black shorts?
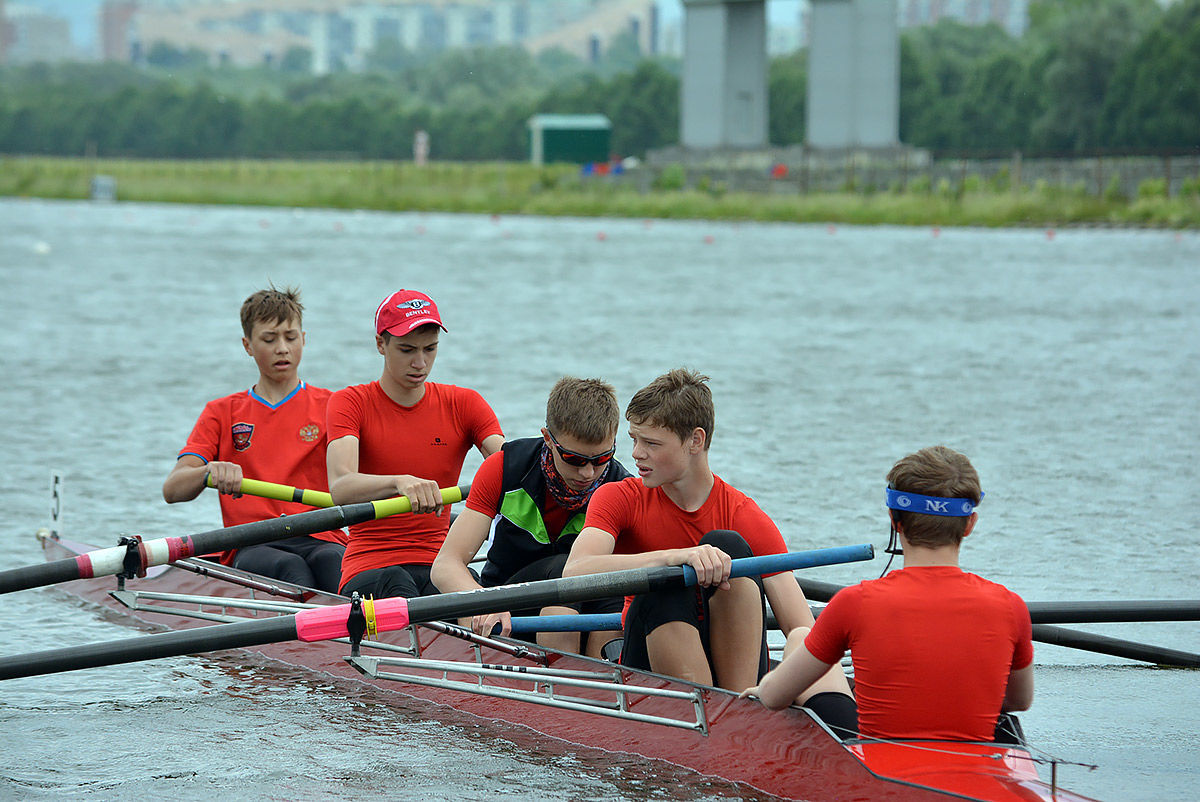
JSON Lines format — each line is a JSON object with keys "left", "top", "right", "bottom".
{"left": 803, "top": 692, "right": 859, "bottom": 741}
{"left": 340, "top": 563, "right": 438, "bottom": 599}
{"left": 619, "top": 530, "right": 769, "bottom": 680}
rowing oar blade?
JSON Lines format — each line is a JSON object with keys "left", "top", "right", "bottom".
{"left": 0, "top": 544, "right": 872, "bottom": 681}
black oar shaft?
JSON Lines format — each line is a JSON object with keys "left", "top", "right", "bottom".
{"left": 1033, "top": 624, "right": 1200, "bottom": 668}
{"left": 0, "top": 617, "right": 299, "bottom": 681}
{"left": 1026, "top": 600, "right": 1200, "bottom": 624}
{"left": 408, "top": 565, "right": 684, "bottom": 623}
{"left": 0, "top": 502, "right": 375, "bottom": 596}
{"left": 796, "top": 578, "right": 1200, "bottom": 668}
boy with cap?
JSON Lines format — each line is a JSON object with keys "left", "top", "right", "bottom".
{"left": 563, "top": 368, "right": 823, "bottom": 691}
{"left": 327, "top": 289, "right": 505, "bottom": 599}
{"left": 163, "top": 286, "right": 347, "bottom": 593}
{"left": 743, "top": 445, "right": 1034, "bottom": 742}
{"left": 432, "top": 376, "right": 630, "bottom": 657}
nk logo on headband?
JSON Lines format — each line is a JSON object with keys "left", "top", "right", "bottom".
{"left": 885, "top": 487, "right": 981, "bottom": 517}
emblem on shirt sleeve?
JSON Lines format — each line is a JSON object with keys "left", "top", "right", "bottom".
{"left": 232, "top": 422, "right": 254, "bottom": 451}
{"left": 298, "top": 424, "right": 321, "bottom": 442}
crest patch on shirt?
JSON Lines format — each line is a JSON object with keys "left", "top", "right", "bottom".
{"left": 232, "top": 422, "right": 254, "bottom": 451}
{"left": 298, "top": 423, "right": 320, "bottom": 443}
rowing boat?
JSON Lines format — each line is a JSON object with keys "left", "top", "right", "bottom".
{"left": 32, "top": 527, "right": 1097, "bottom": 802}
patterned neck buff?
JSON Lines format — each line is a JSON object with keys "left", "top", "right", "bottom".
{"left": 539, "top": 442, "right": 609, "bottom": 512}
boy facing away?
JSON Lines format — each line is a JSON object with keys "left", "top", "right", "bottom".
{"left": 743, "top": 446, "right": 1034, "bottom": 742}
{"left": 432, "top": 376, "right": 630, "bottom": 658}
{"left": 563, "top": 368, "right": 825, "bottom": 692}
{"left": 162, "top": 286, "right": 347, "bottom": 593}
{"left": 326, "top": 289, "right": 505, "bottom": 599}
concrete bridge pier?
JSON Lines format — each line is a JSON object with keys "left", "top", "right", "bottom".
{"left": 680, "top": 0, "right": 768, "bottom": 149}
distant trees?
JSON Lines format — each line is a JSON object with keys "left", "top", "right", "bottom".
{"left": 0, "top": 0, "right": 1197, "bottom": 161}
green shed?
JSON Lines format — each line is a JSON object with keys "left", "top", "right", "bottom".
{"left": 527, "top": 114, "right": 613, "bottom": 166}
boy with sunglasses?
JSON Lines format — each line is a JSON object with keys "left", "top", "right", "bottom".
{"left": 742, "top": 446, "right": 1033, "bottom": 742}
{"left": 432, "top": 377, "right": 630, "bottom": 657}
{"left": 327, "top": 289, "right": 505, "bottom": 599}
{"left": 563, "top": 369, "right": 822, "bottom": 692}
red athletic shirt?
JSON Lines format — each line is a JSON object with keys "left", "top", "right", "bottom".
{"left": 178, "top": 383, "right": 348, "bottom": 564}
{"left": 327, "top": 381, "right": 502, "bottom": 584}
{"left": 805, "top": 566, "right": 1034, "bottom": 741}
{"left": 465, "top": 450, "right": 572, "bottom": 535}
{"left": 583, "top": 475, "right": 788, "bottom": 559}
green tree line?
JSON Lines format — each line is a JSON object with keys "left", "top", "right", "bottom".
{"left": 0, "top": 0, "right": 1196, "bottom": 161}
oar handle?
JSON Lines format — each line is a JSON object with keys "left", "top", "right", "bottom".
{"left": 680, "top": 545, "right": 873, "bottom": 586}
{"left": 205, "top": 476, "right": 470, "bottom": 520}
{"left": 206, "top": 475, "right": 334, "bottom": 508}
{"left": 370, "top": 485, "right": 470, "bottom": 519}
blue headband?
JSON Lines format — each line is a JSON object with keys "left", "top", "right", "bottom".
{"left": 886, "top": 487, "right": 982, "bottom": 517}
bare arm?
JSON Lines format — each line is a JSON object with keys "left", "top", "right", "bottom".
{"left": 1001, "top": 664, "right": 1034, "bottom": 712}
{"left": 431, "top": 508, "right": 491, "bottom": 594}
{"left": 431, "top": 507, "right": 503, "bottom": 634}
{"left": 762, "top": 572, "right": 817, "bottom": 634}
{"left": 743, "top": 642, "right": 836, "bottom": 710}
{"left": 163, "top": 455, "right": 243, "bottom": 503}
{"left": 562, "top": 526, "right": 733, "bottom": 588}
{"left": 479, "top": 434, "right": 504, "bottom": 459}
{"left": 326, "top": 435, "right": 443, "bottom": 513}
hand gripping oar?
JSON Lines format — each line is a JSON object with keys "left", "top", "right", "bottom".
{"left": 205, "top": 475, "right": 334, "bottom": 508}
{"left": 796, "top": 578, "right": 1200, "bottom": 668}
{"left": 0, "top": 485, "right": 469, "bottom": 596}
{"left": 0, "top": 544, "right": 873, "bottom": 681}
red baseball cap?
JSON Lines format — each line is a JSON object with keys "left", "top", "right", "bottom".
{"left": 374, "top": 289, "right": 447, "bottom": 337}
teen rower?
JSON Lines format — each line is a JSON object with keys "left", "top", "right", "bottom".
{"left": 563, "top": 368, "right": 828, "bottom": 691}
{"left": 163, "top": 286, "right": 347, "bottom": 593}
{"left": 742, "top": 446, "right": 1034, "bottom": 742}
{"left": 326, "top": 289, "right": 504, "bottom": 599}
{"left": 431, "top": 376, "right": 630, "bottom": 657}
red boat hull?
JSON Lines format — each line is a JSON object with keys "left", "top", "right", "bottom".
{"left": 37, "top": 534, "right": 1097, "bottom": 802}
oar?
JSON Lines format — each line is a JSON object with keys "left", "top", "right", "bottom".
{"left": 206, "top": 475, "right": 334, "bottom": 508}
{"left": 0, "top": 485, "right": 469, "bottom": 596}
{"left": 0, "top": 544, "right": 874, "bottom": 681}
{"left": 796, "top": 578, "right": 1200, "bottom": 668}
{"left": 510, "top": 610, "right": 807, "bottom": 634}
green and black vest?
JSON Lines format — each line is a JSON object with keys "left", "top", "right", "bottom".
{"left": 480, "top": 436, "right": 630, "bottom": 587}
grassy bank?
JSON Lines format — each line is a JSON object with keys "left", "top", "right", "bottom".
{"left": 2, "top": 156, "right": 1198, "bottom": 228}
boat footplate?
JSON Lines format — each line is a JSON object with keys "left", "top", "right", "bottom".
{"left": 347, "top": 654, "right": 710, "bottom": 734}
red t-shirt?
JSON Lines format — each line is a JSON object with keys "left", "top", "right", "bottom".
{"left": 179, "top": 383, "right": 348, "bottom": 564}
{"left": 805, "top": 566, "right": 1034, "bottom": 741}
{"left": 465, "top": 450, "right": 573, "bottom": 535}
{"left": 583, "top": 475, "right": 788, "bottom": 558}
{"left": 327, "top": 381, "right": 503, "bottom": 584}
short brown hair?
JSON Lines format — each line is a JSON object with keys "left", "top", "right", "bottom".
{"left": 886, "top": 446, "right": 982, "bottom": 548}
{"left": 625, "top": 368, "right": 715, "bottom": 449}
{"left": 546, "top": 377, "right": 620, "bottom": 444}
{"left": 240, "top": 285, "right": 303, "bottom": 338}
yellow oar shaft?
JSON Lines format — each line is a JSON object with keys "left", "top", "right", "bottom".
{"left": 206, "top": 476, "right": 467, "bottom": 519}
{"left": 206, "top": 475, "right": 334, "bottom": 508}
{"left": 369, "top": 485, "right": 466, "bottom": 518}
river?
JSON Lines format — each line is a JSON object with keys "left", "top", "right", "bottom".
{"left": 0, "top": 198, "right": 1197, "bottom": 800}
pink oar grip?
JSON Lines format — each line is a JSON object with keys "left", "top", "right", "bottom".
{"left": 294, "top": 597, "right": 411, "bottom": 642}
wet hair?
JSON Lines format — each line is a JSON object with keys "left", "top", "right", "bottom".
{"left": 886, "top": 446, "right": 982, "bottom": 548}
{"left": 625, "top": 368, "right": 715, "bottom": 450}
{"left": 546, "top": 377, "right": 620, "bottom": 445}
{"left": 240, "top": 285, "right": 303, "bottom": 338}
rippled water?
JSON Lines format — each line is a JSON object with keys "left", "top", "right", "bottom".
{"left": 1, "top": 198, "right": 1197, "bottom": 800}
